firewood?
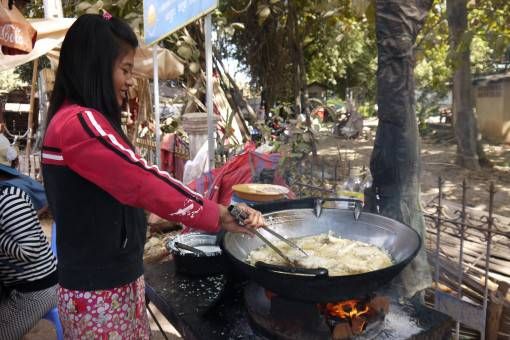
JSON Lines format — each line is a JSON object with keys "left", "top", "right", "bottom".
{"left": 332, "top": 322, "right": 353, "bottom": 340}
{"left": 351, "top": 316, "right": 367, "bottom": 335}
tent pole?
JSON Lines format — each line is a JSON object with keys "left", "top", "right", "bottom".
{"left": 205, "top": 14, "right": 215, "bottom": 170}
{"left": 153, "top": 45, "right": 161, "bottom": 166}
{"left": 25, "top": 57, "right": 39, "bottom": 176}
{"left": 43, "top": 0, "right": 63, "bottom": 18}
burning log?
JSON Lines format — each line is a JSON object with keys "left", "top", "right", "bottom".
{"left": 324, "top": 296, "right": 390, "bottom": 339}
{"left": 351, "top": 316, "right": 367, "bottom": 334}
{"left": 332, "top": 322, "right": 354, "bottom": 339}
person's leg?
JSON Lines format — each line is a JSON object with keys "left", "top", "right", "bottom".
{"left": 58, "top": 276, "right": 150, "bottom": 340}
{"left": 0, "top": 285, "right": 58, "bottom": 339}
{"left": 134, "top": 275, "right": 150, "bottom": 339}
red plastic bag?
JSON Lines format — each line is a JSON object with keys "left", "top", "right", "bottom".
{"left": 188, "top": 151, "right": 294, "bottom": 206}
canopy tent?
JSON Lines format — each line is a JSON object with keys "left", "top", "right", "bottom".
{"left": 46, "top": 44, "right": 185, "bottom": 80}
{"left": 132, "top": 45, "right": 184, "bottom": 80}
{"left": 0, "top": 18, "right": 74, "bottom": 71}
{"left": 1, "top": 18, "right": 184, "bottom": 80}
{"left": 1, "top": 16, "right": 185, "bottom": 179}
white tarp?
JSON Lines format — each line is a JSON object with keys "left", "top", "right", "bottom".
{"left": 1, "top": 17, "right": 184, "bottom": 80}
{"left": 0, "top": 18, "right": 75, "bottom": 71}
{"left": 46, "top": 44, "right": 184, "bottom": 80}
{"left": 132, "top": 45, "right": 184, "bottom": 80}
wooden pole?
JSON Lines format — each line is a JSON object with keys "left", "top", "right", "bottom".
{"left": 486, "top": 282, "right": 509, "bottom": 340}
{"left": 205, "top": 14, "right": 215, "bottom": 170}
{"left": 25, "top": 58, "right": 39, "bottom": 176}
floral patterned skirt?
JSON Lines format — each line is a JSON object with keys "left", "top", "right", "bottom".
{"left": 57, "top": 275, "right": 150, "bottom": 340}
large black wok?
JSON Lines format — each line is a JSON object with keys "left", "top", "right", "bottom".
{"left": 222, "top": 198, "right": 421, "bottom": 302}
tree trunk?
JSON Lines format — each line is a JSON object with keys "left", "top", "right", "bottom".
{"left": 287, "top": 1, "right": 316, "bottom": 157}
{"left": 446, "top": 0, "right": 481, "bottom": 170}
{"left": 369, "top": 0, "right": 433, "bottom": 298}
{"left": 287, "top": 0, "right": 302, "bottom": 116}
{"left": 298, "top": 38, "right": 311, "bottom": 122}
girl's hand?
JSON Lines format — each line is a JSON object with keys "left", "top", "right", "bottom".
{"left": 218, "top": 203, "right": 266, "bottom": 235}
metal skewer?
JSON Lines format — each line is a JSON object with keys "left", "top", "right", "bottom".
{"left": 228, "top": 205, "right": 307, "bottom": 265}
{"left": 259, "top": 226, "right": 308, "bottom": 257}
{"left": 251, "top": 229, "right": 296, "bottom": 267}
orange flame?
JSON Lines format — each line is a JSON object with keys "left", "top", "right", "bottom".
{"left": 325, "top": 300, "right": 371, "bottom": 334}
{"left": 326, "top": 300, "right": 370, "bottom": 319}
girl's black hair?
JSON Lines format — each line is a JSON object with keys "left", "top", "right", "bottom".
{"left": 47, "top": 14, "right": 138, "bottom": 142}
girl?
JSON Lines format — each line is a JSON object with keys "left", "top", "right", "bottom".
{"left": 0, "top": 137, "right": 57, "bottom": 339}
{"left": 42, "top": 13, "right": 264, "bottom": 339}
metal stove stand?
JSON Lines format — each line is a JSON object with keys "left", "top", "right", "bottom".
{"left": 144, "top": 262, "right": 453, "bottom": 340}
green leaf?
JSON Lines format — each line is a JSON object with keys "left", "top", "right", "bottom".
{"left": 181, "top": 35, "right": 197, "bottom": 46}
{"left": 231, "top": 22, "right": 245, "bottom": 30}
{"left": 258, "top": 7, "right": 271, "bottom": 26}
{"left": 177, "top": 46, "right": 193, "bottom": 60}
{"left": 189, "top": 62, "right": 200, "bottom": 74}
{"left": 77, "top": 2, "right": 92, "bottom": 11}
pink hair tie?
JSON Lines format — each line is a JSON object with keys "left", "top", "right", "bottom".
{"left": 102, "top": 9, "right": 112, "bottom": 21}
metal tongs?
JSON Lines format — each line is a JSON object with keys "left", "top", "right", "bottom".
{"left": 228, "top": 205, "right": 308, "bottom": 267}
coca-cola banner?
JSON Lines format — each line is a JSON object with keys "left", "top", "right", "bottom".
{"left": 0, "top": 0, "right": 37, "bottom": 55}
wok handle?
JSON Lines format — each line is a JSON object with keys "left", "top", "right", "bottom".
{"left": 319, "top": 197, "right": 363, "bottom": 205}
{"left": 315, "top": 198, "right": 363, "bottom": 220}
{"left": 255, "top": 261, "right": 329, "bottom": 277}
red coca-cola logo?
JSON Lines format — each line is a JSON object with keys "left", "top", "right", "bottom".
{"left": 0, "top": 24, "right": 25, "bottom": 45}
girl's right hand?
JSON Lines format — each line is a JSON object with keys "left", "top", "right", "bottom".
{"left": 218, "top": 204, "right": 265, "bottom": 236}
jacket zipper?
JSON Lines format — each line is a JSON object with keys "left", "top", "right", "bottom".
{"left": 121, "top": 208, "right": 128, "bottom": 249}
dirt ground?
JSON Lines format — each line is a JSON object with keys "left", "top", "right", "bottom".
{"left": 316, "top": 118, "right": 510, "bottom": 217}
{"left": 23, "top": 119, "right": 510, "bottom": 339}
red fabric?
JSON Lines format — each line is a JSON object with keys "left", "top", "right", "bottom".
{"left": 42, "top": 103, "right": 220, "bottom": 232}
{"left": 58, "top": 276, "right": 150, "bottom": 339}
{"left": 244, "top": 141, "right": 257, "bottom": 152}
{"left": 160, "top": 133, "right": 187, "bottom": 181}
{"left": 188, "top": 151, "right": 294, "bottom": 206}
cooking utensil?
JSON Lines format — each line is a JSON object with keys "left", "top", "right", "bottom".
{"left": 174, "top": 242, "right": 207, "bottom": 256}
{"left": 228, "top": 204, "right": 296, "bottom": 266}
{"left": 251, "top": 230, "right": 296, "bottom": 267}
{"left": 167, "top": 233, "right": 226, "bottom": 276}
{"left": 228, "top": 204, "right": 308, "bottom": 261}
{"left": 222, "top": 197, "right": 421, "bottom": 302}
{"left": 259, "top": 224, "right": 309, "bottom": 257}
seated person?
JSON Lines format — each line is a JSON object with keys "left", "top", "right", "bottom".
{"left": 0, "top": 133, "right": 47, "bottom": 212}
{"left": 0, "top": 134, "right": 57, "bottom": 339}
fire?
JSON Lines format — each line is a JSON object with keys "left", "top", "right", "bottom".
{"left": 324, "top": 299, "right": 372, "bottom": 335}
{"left": 325, "top": 300, "right": 370, "bottom": 320}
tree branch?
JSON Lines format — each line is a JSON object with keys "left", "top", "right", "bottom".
{"left": 231, "top": 0, "right": 252, "bottom": 14}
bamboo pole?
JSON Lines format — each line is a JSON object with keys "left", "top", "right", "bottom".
{"left": 25, "top": 58, "right": 39, "bottom": 176}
